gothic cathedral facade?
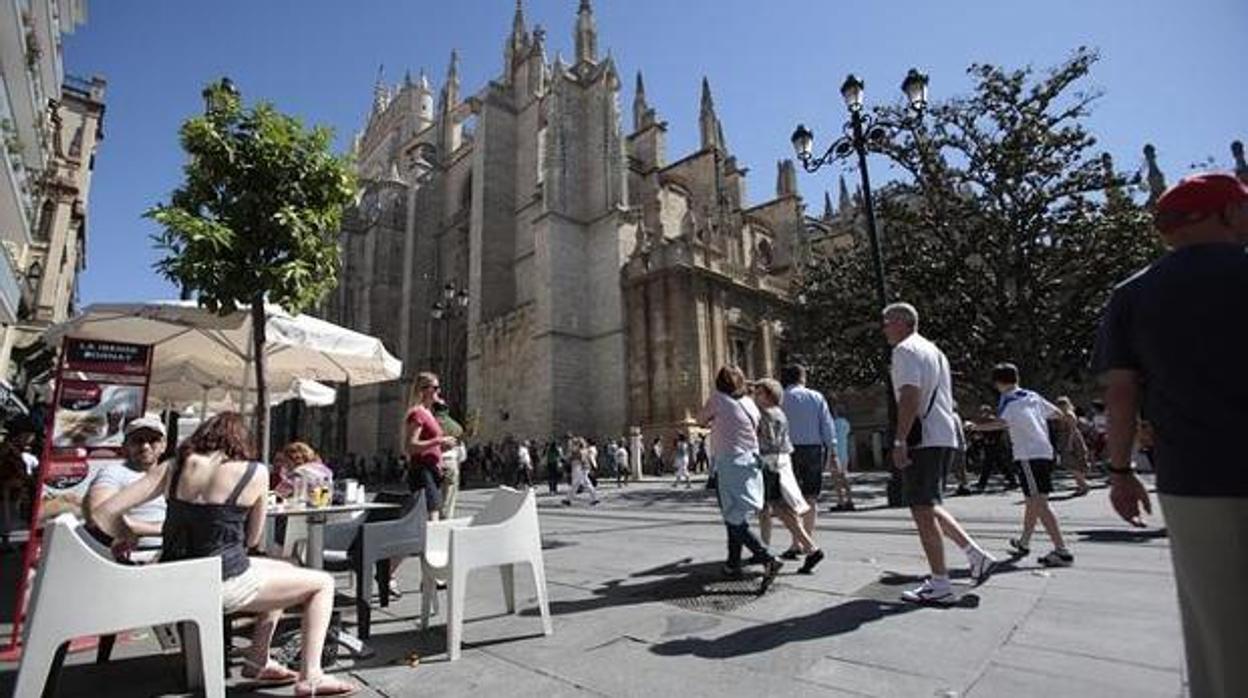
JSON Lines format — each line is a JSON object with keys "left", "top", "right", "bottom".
{"left": 315, "top": 1, "right": 812, "bottom": 458}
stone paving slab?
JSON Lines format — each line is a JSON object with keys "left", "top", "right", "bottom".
{"left": 0, "top": 474, "right": 1186, "bottom": 697}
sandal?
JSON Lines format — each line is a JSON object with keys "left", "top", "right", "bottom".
{"left": 239, "top": 657, "right": 298, "bottom": 686}
{"left": 295, "top": 674, "right": 360, "bottom": 697}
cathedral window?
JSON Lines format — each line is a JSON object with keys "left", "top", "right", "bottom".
{"left": 536, "top": 127, "right": 546, "bottom": 184}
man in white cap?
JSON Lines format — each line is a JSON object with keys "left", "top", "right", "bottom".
{"left": 86, "top": 414, "right": 168, "bottom": 548}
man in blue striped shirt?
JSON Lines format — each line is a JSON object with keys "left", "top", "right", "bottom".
{"left": 780, "top": 365, "right": 853, "bottom": 560}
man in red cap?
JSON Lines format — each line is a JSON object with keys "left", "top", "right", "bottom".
{"left": 1094, "top": 172, "right": 1248, "bottom": 698}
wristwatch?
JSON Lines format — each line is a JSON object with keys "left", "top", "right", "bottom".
{"left": 1106, "top": 462, "right": 1136, "bottom": 475}
{"left": 893, "top": 439, "right": 905, "bottom": 447}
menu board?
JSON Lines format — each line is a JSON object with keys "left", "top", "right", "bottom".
{"left": 5, "top": 337, "right": 154, "bottom": 652}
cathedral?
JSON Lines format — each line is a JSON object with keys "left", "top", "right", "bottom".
{"left": 314, "top": 1, "right": 820, "bottom": 458}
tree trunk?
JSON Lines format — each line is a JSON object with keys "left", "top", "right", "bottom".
{"left": 251, "top": 296, "right": 269, "bottom": 458}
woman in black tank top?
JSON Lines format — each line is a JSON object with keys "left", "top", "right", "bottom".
{"left": 94, "top": 412, "right": 359, "bottom": 696}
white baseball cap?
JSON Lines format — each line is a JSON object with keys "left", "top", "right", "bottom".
{"left": 124, "top": 414, "right": 167, "bottom": 438}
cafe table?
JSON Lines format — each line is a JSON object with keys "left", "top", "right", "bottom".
{"left": 266, "top": 500, "right": 399, "bottom": 657}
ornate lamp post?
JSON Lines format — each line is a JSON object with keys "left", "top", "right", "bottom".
{"left": 430, "top": 281, "right": 469, "bottom": 408}
{"left": 790, "top": 68, "right": 929, "bottom": 477}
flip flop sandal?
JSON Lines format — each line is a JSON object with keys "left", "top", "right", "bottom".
{"left": 295, "top": 675, "right": 360, "bottom": 697}
{"left": 239, "top": 657, "right": 299, "bottom": 686}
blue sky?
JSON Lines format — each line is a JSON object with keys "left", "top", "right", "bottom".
{"left": 64, "top": 0, "right": 1246, "bottom": 305}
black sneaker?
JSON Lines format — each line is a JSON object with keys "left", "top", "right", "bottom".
{"left": 797, "top": 549, "right": 825, "bottom": 575}
{"left": 758, "top": 559, "right": 783, "bottom": 594}
{"left": 745, "top": 553, "right": 772, "bottom": 567}
{"left": 1008, "top": 538, "right": 1031, "bottom": 556}
{"left": 955, "top": 485, "right": 972, "bottom": 496}
{"left": 721, "top": 564, "right": 744, "bottom": 579}
{"left": 1038, "top": 550, "right": 1074, "bottom": 567}
{"left": 779, "top": 548, "right": 803, "bottom": 560}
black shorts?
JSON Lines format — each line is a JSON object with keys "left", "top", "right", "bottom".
{"left": 904, "top": 447, "right": 953, "bottom": 506}
{"left": 1015, "top": 459, "right": 1054, "bottom": 497}
{"left": 791, "top": 445, "right": 825, "bottom": 497}
{"left": 763, "top": 469, "right": 783, "bottom": 503}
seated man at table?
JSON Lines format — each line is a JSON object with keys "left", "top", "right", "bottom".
{"left": 86, "top": 415, "right": 168, "bottom": 551}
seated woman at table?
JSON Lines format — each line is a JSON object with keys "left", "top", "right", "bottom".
{"left": 272, "top": 440, "right": 334, "bottom": 499}
{"left": 94, "top": 411, "right": 358, "bottom": 697}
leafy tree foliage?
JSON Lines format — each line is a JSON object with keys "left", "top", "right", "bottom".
{"left": 793, "top": 48, "right": 1163, "bottom": 404}
{"left": 149, "top": 80, "right": 357, "bottom": 448}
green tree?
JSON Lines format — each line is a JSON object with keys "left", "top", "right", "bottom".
{"left": 793, "top": 48, "right": 1163, "bottom": 404}
{"left": 148, "top": 79, "right": 357, "bottom": 450}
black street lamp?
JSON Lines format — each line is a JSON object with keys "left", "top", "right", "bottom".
{"left": 430, "top": 280, "right": 469, "bottom": 405}
{"left": 791, "top": 68, "right": 929, "bottom": 476}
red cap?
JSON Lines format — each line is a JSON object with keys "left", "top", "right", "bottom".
{"left": 1154, "top": 172, "right": 1248, "bottom": 233}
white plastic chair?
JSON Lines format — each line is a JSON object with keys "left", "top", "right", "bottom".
{"left": 420, "top": 487, "right": 552, "bottom": 660}
{"left": 14, "top": 514, "right": 225, "bottom": 698}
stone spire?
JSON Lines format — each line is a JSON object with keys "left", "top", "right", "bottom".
{"left": 505, "top": 0, "right": 528, "bottom": 74}
{"left": 512, "top": 0, "right": 527, "bottom": 45}
{"left": 1232, "top": 140, "right": 1248, "bottom": 185}
{"left": 439, "top": 50, "right": 462, "bottom": 153}
{"left": 371, "top": 64, "right": 387, "bottom": 117}
{"left": 443, "top": 49, "right": 460, "bottom": 107}
{"left": 838, "top": 174, "right": 852, "bottom": 214}
{"left": 575, "top": 0, "right": 597, "bottom": 65}
{"left": 417, "top": 68, "right": 434, "bottom": 122}
{"left": 776, "top": 160, "right": 797, "bottom": 197}
{"left": 633, "top": 71, "right": 649, "bottom": 132}
{"left": 699, "top": 77, "right": 721, "bottom": 151}
{"left": 823, "top": 191, "right": 834, "bottom": 221}
{"left": 1143, "top": 143, "right": 1166, "bottom": 205}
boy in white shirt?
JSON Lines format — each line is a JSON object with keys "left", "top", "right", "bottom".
{"left": 973, "top": 363, "right": 1073, "bottom": 567}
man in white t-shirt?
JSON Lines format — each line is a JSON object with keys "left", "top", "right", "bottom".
{"left": 971, "top": 363, "right": 1073, "bottom": 567}
{"left": 516, "top": 440, "right": 533, "bottom": 488}
{"left": 884, "top": 303, "right": 997, "bottom": 603}
{"left": 85, "top": 415, "right": 168, "bottom": 549}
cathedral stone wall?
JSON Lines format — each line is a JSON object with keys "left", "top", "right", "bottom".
{"left": 307, "top": 1, "right": 808, "bottom": 459}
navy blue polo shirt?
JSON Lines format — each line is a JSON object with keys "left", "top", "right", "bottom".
{"left": 1093, "top": 243, "right": 1248, "bottom": 497}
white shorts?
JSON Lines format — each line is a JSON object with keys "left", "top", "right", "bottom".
{"left": 221, "top": 565, "right": 263, "bottom": 613}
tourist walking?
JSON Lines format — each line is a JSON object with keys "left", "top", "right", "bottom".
{"left": 614, "top": 439, "right": 629, "bottom": 486}
{"left": 950, "top": 406, "right": 973, "bottom": 496}
{"left": 1053, "top": 396, "right": 1091, "bottom": 495}
{"left": 516, "top": 439, "right": 533, "bottom": 488}
{"left": 93, "top": 413, "right": 359, "bottom": 696}
{"left": 650, "top": 437, "right": 664, "bottom": 475}
{"left": 544, "top": 440, "right": 562, "bottom": 495}
{"left": 971, "top": 364, "right": 1074, "bottom": 567}
{"left": 694, "top": 436, "right": 710, "bottom": 474}
{"left": 883, "top": 303, "right": 996, "bottom": 603}
{"left": 562, "top": 436, "right": 600, "bottom": 506}
{"left": 1094, "top": 173, "right": 1248, "bottom": 698}
{"left": 753, "top": 379, "right": 824, "bottom": 574}
{"left": 972, "top": 404, "right": 1017, "bottom": 491}
{"left": 700, "top": 365, "right": 782, "bottom": 590}
{"left": 672, "top": 434, "right": 692, "bottom": 488}
{"left": 405, "top": 372, "right": 455, "bottom": 522}
{"left": 780, "top": 364, "right": 845, "bottom": 563}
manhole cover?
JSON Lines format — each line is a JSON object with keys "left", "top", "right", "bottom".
{"left": 642, "top": 572, "right": 774, "bottom": 614}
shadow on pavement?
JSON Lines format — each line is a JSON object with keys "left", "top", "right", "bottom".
{"left": 648, "top": 598, "right": 916, "bottom": 659}
{"left": 1075, "top": 528, "right": 1168, "bottom": 543}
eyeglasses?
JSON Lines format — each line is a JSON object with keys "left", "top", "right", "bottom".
{"left": 127, "top": 433, "right": 164, "bottom": 445}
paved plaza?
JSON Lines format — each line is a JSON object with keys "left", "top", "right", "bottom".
{"left": 1, "top": 473, "right": 1185, "bottom": 697}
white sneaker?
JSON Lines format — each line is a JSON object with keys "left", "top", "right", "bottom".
{"left": 901, "top": 579, "right": 954, "bottom": 604}
{"left": 967, "top": 548, "right": 998, "bottom": 584}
